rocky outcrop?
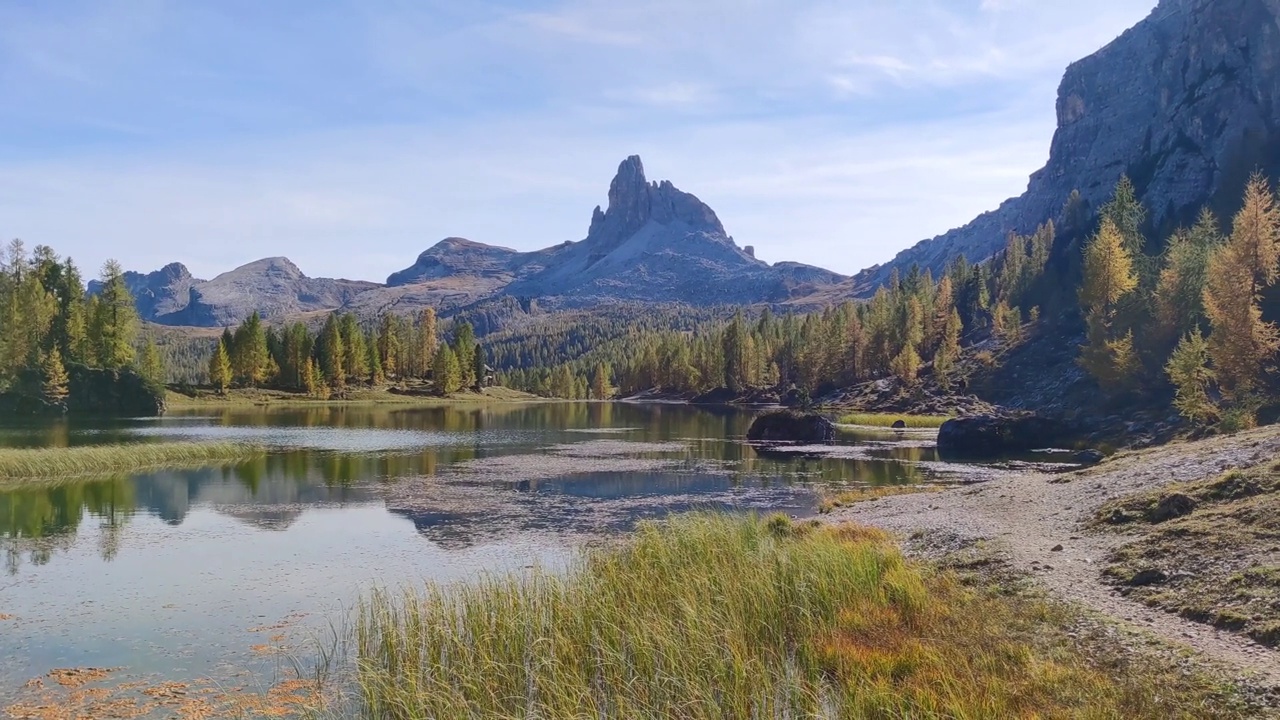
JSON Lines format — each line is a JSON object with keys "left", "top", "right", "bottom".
{"left": 88, "top": 262, "right": 203, "bottom": 320}
{"left": 386, "top": 238, "right": 527, "bottom": 286}
{"left": 746, "top": 411, "right": 837, "bottom": 445}
{"left": 149, "top": 257, "right": 378, "bottom": 327}
{"left": 859, "top": 0, "right": 1280, "bottom": 292}
{"left": 936, "top": 414, "right": 1076, "bottom": 460}
{"left": 502, "top": 156, "right": 845, "bottom": 305}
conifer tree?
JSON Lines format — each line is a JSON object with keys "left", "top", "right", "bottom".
{"left": 591, "top": 362, "right": 612, "bottom": 399}
{"left": 1204, "top": 174, "right": 1280, "bottom": 398}
{"left": 318, "top": 314, "right": 346, "bottom": 389}
{"left": 1155, "top": 210, "right": 1222, "bottom": 341}
{"left": 340, "top": 314, "right": 369, "bottom": 382}
{"left": 473, "top": 344, "right": 487, "bottom": 391}
{"left": 139, "top": 338, "right": 165, "bottom": 385}
{"left": 209, "top": 339, "right": 232, "bottom": 394}
{"left": 934, "top": 308, "right": 963, "bottom": 390}
{"left": 453, "top": 322, "right": 477, "bottom": 389}
{"left": 40, "top": 347, "right": 70, "bottom": 404}
{"left": 1079, "top": 218, "right": 1140, "bottom": 389}
{"left": 432, "top": 344, "right": 461, "bottom": 395}
{"left": 1165, "top": 329, "right": 1217, "bottom": 424}
{"left": 419, "top": 309, "right": 438, "bottom": 376}
{"left": 368, "top": 334, "right": 384, "bottom": 384}
{"left": 91, "top": 260, "right": 139, "bottom": 369}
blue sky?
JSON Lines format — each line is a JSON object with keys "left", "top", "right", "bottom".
{"left": 0, "top": 0, "right": 1157, "bottom": 282}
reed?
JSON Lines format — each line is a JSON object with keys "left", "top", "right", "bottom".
{"left": 838, "top": 412, "right": 951, "bottom": 428}
{"left": 351, "top": 514, "right": 1235, "bottom": 719}
{"left": 0, "top": 442, "right": 264, "bottom": 483}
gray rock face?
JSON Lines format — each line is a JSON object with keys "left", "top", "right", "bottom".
{"left": 386, "top": 237, "right": 526, "bottom": 286}
{"left": 858, "top": 0, "right": 1280, "bottom": 292}
{"left": 155, "top": 257, "right": 377, "bottom": 327}
{"left": 88, "top": 262, "right": 203, "bottom": 320}
{"left": 500, "top": 156, "right": 845, "bottom": 304}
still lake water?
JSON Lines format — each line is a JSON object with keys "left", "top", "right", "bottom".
{"left": 0, "top": 401, "right": 963, "bottom": 713}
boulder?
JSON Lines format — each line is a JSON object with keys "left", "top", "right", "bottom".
{"left": 891, "top": 420, "right": 907, "bottom": 430}
{"left": 747, "top": 411, "right": 836, "bottom": 445}
{"left": 936, "top": 414, "right": 1073, "bottom": 460}
{"left": 1148, "top": 493, "right": 1196, "bottom": 523}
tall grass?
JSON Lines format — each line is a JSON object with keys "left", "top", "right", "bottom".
{"left": 352, "top": 514, "right": 1236, "bottom": 719}
{"left": 837, "top": 412, "right": 950, "bottom": 428}
{"left": 0, "top": 442, "right": 263, "bottom": 483}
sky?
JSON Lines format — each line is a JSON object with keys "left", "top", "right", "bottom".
{"left": 0, "top": 0, "right": 1158, "bottom": 283}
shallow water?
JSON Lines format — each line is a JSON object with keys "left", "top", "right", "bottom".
{"left": 0, "top": 401, "right": 965, "bottom": 713}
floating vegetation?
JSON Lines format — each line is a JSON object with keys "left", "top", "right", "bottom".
{"left": 0, "top": 442, "right": 264, "bottom": 484}
{"left": 837, "top": 413, "right": 951, "bottom": 429}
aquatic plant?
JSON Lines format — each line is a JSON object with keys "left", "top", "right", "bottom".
{"left": 837, "top": 412, "right": 951, "bottom": 429}
{"left": 352, "top": 513, "right": 1242, "bottom": 719}
{"left": 0, "top": 442, "right": 264, "bottom": 483}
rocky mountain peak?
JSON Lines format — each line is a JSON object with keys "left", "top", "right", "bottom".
{"left": 585, "top": 155, "right": 726, "bottom": 251}
{"left": 858, "top": 0, "right": 1280, "bottom": 293}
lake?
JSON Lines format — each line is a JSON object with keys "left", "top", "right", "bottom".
{"left": 0, "top": 402, "right": 970, "bottom": 717}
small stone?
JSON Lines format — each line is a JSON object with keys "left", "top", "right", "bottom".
{"left": 1051, "top": 544, "right": 1065, "bottom": 552}
{"left": 1128, "top": 568, "right": 1169, "bottom": 587}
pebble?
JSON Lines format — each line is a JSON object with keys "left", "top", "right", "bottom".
{"left": 1051, "top": 544, "right": 1065, "bottom": 552}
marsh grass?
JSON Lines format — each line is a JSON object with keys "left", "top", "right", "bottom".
{"left": 352, "top": 513, "right": 1243, "bottom": 719}
{"left": 0, "top": 442, "right": 264, "bottom": 483}
{"left": 817, "top": 484, "right": 944, "bottom": 513}
{"left": 837, "top": 412, "right": 950, "bottom": 429}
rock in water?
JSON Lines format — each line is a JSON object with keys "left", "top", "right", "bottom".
{"left": 936, "top": 414, "right": 1073, "bottom": 460}
{"left": 747, "top": 411, "right": 836, "bottom": 445}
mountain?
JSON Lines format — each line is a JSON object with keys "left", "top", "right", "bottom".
{"left": 857, "top": 0, "right": 1280, "bottom": 292}
{"left": 122, "top": 156, "right": 849, "bottom": 326}
{"left": 125, "top": 257, "right": 377, "bottom": 327}
{"left": 88, "top": 262, "right": 203, "bottom": 320}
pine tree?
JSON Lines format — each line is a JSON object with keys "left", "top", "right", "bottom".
{"left": 591, "top": 362, "right": 612, "bottom": 399}
{"left": 472, "top": 344, "right": 487, "bottom": 391}
{"left": 891, "top": 345, "right": 921, "bottom": 384}
{"left": 453, "top": 322, "right": 477, "bottom": 389}
{"left": 1155, "top": 210, "right": 1222, "bottom": 341}
{"left": 91, "top": 260, "right": 139, "bottom": 369}
{"left": 340, "top": 314, "right": 369, "bottom": 382}
{"left": 934, "top": 308, "right": 963, "bottom": 390}
{"left": 1165, "top": 329, "right": 1217, "bottom": 424}
{"left": 1204, "top": 177, "right": 1280, "bottom": 398}
{"left": 40, "top": 347, "right": 70, "bottom": 403}
{"left": 419, "top": 309, "right": 438, "bottom": 377}
{"left": 368, "top": 333, "right": 385, "bottom": 384}
{"left": 139, "top": 338, "right": 165, "bottom": 385}
{"left": 209, "top": 339, "right": 232, "bottom": 394}
{"left": 319, "top": 315, "right": 346, "bottom": 389}
{"left": 1079, "top": 218, "right": 1140, "bottom": 389}
{"left": 432, "top": 345, "right": 461, "bottom": 395}
{"left": 1101, "top": 175, "right": 1146, "bottom": 257}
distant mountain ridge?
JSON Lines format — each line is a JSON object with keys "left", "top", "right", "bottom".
{"left": 121, "top": 156, "right": 849, "bottom": 326}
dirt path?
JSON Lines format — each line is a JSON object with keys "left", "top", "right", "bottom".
{"left": 829, "top": 425, "right": 1280, "bottom": 687}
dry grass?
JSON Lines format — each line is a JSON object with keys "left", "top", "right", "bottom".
{"left": 837, "top": 412, "right": 951, "bottom": 429}
{"left": 0, "top": 442, "right": 263, "bottom": 483}
{"left": 351, "top": 513, "right": 1249, "bottom": 719}
{"left": 1098, "top": 462, "right": 1280, "bottom": 647}
{"left": 817, "top": 484, "right": 945, "bottom": 513}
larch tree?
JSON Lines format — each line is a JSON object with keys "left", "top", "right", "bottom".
{"left": 208, "top": 339, "right": 232, "bottom": 394}
{"left": 1078, "top": 218, "right": 1140, "bottom": 390}
{"left": 1165, "top": 329, "right": 1217, "bottom": 424}
{"left": 318, "top": 314, "right": 346, "bottom": 389}
{"left": 139, "top": 338, "right": 165, "bottom": 385}
{"left": 91, "top": 260, "right": 139, "bottom": 369}
{"left": 1204, "top": 174, "right": 1280, "bottom": 398}
{"left": 40, "top": 347, "right": 70, "bottom": 404}
{"left": 432, "top": 344, "right": 461, "bottom": 395}
{"left": 1155, "top": 209, "right": 1222, "bottom": 341}
{"left": 591, "top": 362, "right": 612, "bottom": 400}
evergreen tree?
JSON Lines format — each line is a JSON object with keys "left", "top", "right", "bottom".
{"left": 318, "top": 314, "right": 346, "bottom": 389}
{"left": 453, "top": 322, "right": 477, "bottom": 389}
{"left": 368, "top": 332, "right": 385, "bottom": 384}
{"left": 139, "top": 338, "right": 165, "bottom": 385}
{"left": 1079, "top": 218, "right": 1140, "bottom": 390}
{"left": 473, "top": 344, "right": 488, "bottom": 391}
{"left": 591, "top": 362, "right": 612, "bottom": 399}
{"left": 209, "top": 339, "right": 232, "bottom": 394}
{"left": 1100, "top": 175, "right": 1146, "bottom": 257}
{"left": 419, "top": 309, "right": 438, "bottom": 377}
{"left": 40, "top": 347, "right": 70, "bottom": 404}
{"left": 91, "top": 260, "right": 139, "bottom": 369}
{"left": 1204, "top": 175, "right": 1280, "bottom": 398}
{"left": 1155, "top": 210, "right": 1222, "bottom": 341}
{"left": 340, "top": 314, "right": 369, "bottom": 382}
{"left": 432, "top": 344, "right": 461, "bottom": 395}
{"left": 231, "top": 312, "right": 271, "bottom": 387}
{"left": 934, "top": 309, "right": 963, "bottom": 390}
{"left": 1165, "top": 329, "right": 1217, "bottom": 425}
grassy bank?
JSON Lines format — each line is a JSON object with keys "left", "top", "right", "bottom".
{"left": 165, "top": 385, "right": 539, "bottom": 409}
{"left": 353, "top": 513, "right": 1243, "bottom": 719}
{"left": 0, "top": 442, "right": 264, "bottom": 483}
{"left": 837, "top": 412, "right": 951, "bottom": 428}
{"left": 1099, "top": 459, "right": 1280, "bottom": 647}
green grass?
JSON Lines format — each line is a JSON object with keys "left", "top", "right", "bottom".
{"left": 837, "top": 412, "right": 951, "bottom": 428}
{"left": 0, "top": 442, "right": 264, "bottom": 483}
{"left": 351, "top": 513, "right": 1249, "bottom": 719}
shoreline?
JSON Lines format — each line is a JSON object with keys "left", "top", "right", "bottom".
{"left": 826, "top": 424, "right": 1280, "bottom": 693}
